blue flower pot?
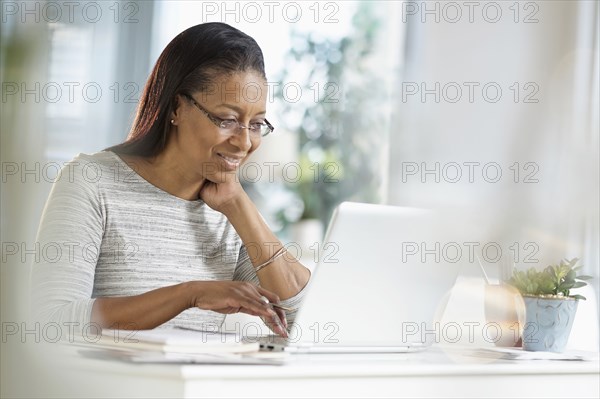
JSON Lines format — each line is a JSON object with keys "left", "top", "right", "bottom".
{"left": 522, "top": 296, "right": 579, "bottom": 352}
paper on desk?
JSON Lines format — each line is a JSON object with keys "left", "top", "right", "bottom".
{"left": 77, "top": 348, "right": 286, "bottom": 365}
{"left": 464, "top": 346, "right": 599, "bottom": 361}
{"left": 94, "top": 328, "right": 259, "bottom": 354}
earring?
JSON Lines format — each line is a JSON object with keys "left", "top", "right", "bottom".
{"left": 170, "top": 119, "right": 174, "bottom": 124}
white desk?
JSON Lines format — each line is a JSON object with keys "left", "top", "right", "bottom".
{"left": 21, "top": 344, "right": 600, "bottom": 398}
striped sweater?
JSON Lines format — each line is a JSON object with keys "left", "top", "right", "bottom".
{"left": 30, "top": 151, "right": 306, "bottom": 331}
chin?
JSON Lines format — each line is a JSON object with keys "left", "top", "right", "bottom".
{"left": 206, "top": 169, "right": 238, "bottom": 183}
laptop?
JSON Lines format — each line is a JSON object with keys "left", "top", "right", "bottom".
{"left": 259, "top": 202, "right": 462, "bottom": 353}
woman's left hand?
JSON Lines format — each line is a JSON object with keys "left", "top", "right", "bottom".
{"left": 198, "top": 174, "right": 247, "bottom": 214}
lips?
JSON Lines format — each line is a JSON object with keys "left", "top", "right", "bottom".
{"left": 217, "top": 153, "right": 244, "bottom": 170}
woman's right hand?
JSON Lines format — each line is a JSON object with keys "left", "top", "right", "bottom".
{"left": 188, "top": 281, "right": 288, "bottom": 337}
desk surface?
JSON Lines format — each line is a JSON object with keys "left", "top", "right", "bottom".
{"left": 23, "top": 343, "right": 600, "bottom": 399}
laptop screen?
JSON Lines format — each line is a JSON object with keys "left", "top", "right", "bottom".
{"left": 287, "top": 202, "right": 462, "bottom": 346}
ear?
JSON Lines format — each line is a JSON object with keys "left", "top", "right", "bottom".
{"left": 170, "top": 94, "right": 185, "bottom": 122}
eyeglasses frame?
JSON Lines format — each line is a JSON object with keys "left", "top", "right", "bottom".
{"left": 181, "top": 93, "right": 274, "bottom": 137}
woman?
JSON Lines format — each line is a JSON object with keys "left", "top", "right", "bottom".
{"left": 31, "top": 22, "right": 311, "bottom": 338}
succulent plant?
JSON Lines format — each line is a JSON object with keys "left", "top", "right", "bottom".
{"left": 508, "top": 258, "right": 593, "bottom": 300}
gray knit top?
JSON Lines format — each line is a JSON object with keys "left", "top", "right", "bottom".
{"left": 30, "top": 151, "right": 306, "bottom": 331}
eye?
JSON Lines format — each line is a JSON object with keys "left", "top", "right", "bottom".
{"left": 219, "top": 119, "right": 237, "bottom": 129}
{"left": 249, "top": 121, "right": 266, "bottom": 130}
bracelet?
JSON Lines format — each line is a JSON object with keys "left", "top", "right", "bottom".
{"left": 254, "top": 246, "right": 286, "bottom": 273}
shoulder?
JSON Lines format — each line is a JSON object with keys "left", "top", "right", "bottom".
{"left": 58, "top": 151, "right": 123, "bottom": 185}
{"left": 49, "top": 151, "right": 122, "bottom": 199}
{"left": 68, "top": 151, "right": 119, "bottom": 171}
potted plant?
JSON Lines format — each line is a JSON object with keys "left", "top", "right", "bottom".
{"left": 508, "top": 258, "right": 592, "bottom": 352}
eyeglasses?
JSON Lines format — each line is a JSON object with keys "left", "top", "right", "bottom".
{"left": 182, "top": 93, "right": 274, "bottom": 137}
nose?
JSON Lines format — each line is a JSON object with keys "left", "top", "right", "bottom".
{"left": 228, "top": 126, "right": 253, "bottom": 152}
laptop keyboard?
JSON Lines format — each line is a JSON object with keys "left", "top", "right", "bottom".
{"left": 255, "top": 335, "right": 289, "bottom": 351}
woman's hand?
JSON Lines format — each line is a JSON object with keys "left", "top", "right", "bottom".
{"left": 198, "top": 174, "right": 247, "bottom": 215}
{"left": 189, "top": 281, "right": 288, "bottom": 337}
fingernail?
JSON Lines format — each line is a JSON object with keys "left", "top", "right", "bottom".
{"left": 279, "top": 326, "right": 288, "bottom": 338}
{"left": 274, "top": 317, "right": 286, "bottom": 334}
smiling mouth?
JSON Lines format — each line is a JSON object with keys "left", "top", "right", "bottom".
{"left": 217, "top": 153, "right": 243, "bottom": 169}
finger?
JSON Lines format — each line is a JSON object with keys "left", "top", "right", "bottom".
{"left": 254, "top": 291, "right": 287, "bottom": 329}
{"left": 259, "top": 295, "right": 270, "bottom": 306}
{"left": 239, "top": 307, "right": 264, "bottom": 317}
{"left": 241, "top": 306, "right": 287, "bottom": 338}
{"left": 264, "top": 308, "right": 287, "bottom": 338}
{"left": 252, "top": 290, "right": 287, "bottom": 335}
{"left": 232, "top": 304, "right": 267, "bottom": 318}
{"left": 256, "top": 286, "right": 281, "bottom": 304}
{"left": 241, "top": 296, "right": 273, "bottom": 319}
{"left": 273, "top": 307, "right": 288, "bottom": 329}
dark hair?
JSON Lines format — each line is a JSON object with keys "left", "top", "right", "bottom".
{"left": 107, "top": 22, "right": 266, "bottom": 157}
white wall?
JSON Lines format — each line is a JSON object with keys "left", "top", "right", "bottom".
{"left": 389, "top": 2, "right": 599, "bottom": 302}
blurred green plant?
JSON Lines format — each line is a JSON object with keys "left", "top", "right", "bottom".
{"left": 275, "top": 2, "right": 386, "bottom": 224}
{"left": 508, "top": 258, "right": 593, "bottom": 300}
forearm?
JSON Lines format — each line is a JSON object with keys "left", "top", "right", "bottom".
{"left": 91, "top": 282, "right": 194, "bottom": 330}
{"left": 223, "top": 194, "right": 311, "bottom": 299}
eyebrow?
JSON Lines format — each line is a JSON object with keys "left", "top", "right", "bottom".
{"left": 215, "top": 103, "right": 266, "bottom": 116}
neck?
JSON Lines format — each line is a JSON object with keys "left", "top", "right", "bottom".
{"left": 123, "top": 146, "right": 205, "bottom": 201}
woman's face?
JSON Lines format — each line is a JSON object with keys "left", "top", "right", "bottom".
{"left": 170, "top": 71, "right": 268, "bottom": 183}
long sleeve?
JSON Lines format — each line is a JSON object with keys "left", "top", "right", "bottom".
{"left": 30, "top": 155, "right": 104, "bottom": 330}
{"left": 29, "top": 150, "right": 309, "bottom": 333}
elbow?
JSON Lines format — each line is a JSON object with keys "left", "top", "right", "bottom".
{"left": 284, "top": 263, "right": 312, "bottom": 300}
